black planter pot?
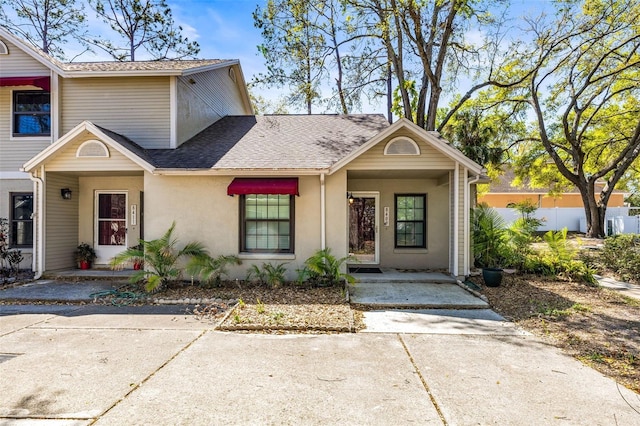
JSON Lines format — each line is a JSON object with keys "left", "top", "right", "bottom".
{"left": 482, "top": 268, "right": 503, "bottom": 287}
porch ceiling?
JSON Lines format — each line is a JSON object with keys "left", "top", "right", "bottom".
{"left": 347, "top": 169, "right": 449, "bottom": 179}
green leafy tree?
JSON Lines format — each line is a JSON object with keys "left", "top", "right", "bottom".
{"left": 0, "top": 0, "right": 87, "bottom": 59}
{"left": 505, "top": 0, "right": 640, "bottom": 237}
{"left": 87, "top": 0, "right": 199, "bottom": 61}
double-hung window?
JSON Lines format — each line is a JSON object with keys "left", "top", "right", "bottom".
{"left": 10, "top": 193, "right": 33, "bottom": 247}
{"left": 13, "top": 91, "right": 51, "bottom": 136}
{"left": 395, "top": 194, "right": 426, "bottom": 248}
{"left": 241, "top": 194, "right": 294, "bottom": 253}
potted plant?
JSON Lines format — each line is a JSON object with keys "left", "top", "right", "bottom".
{"left": 130, "top": 243, "right": 144, "bottom": 270}
{"left": 472, "top": 205, "right": 508, "bottom": 287}
{"left": 75, "top": 243, "right": 97, "bottom": 270}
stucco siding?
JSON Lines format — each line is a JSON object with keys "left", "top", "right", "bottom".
{"left": 0, "top": 88, "right": 53, "bottom": 172}
{"left": 176, "top": 66, "right": 247, "bottom": 146}
{"left": 60, "top": 77, "right": 171, "bottom": 148}
{"left": 325, "top": 170, "right": 349, "bottom": 262}
{"left": 143, "top": 174, "right": 322, "bottom": 280}
{"left": 348, "top": 130, "right": 454, "bottom": 171}
{"left": 45, "top": 133, "right": 144, "bottom": 172}
{"left": 0, "top": 38, "right": 50, "bottom": 76}
{"left": 45, "top": 173, "right": 78, "bottom": 270}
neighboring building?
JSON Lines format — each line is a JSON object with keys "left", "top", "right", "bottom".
{"left": 2, "top": 28, "right": 486, "bottom": 280}
{"left": 478, "top": 169, "right": 627, "bottom": 208}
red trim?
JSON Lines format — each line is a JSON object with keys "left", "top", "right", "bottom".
{"left": 0, "top": 76, "right": 50, "bottom": 91}
{"left": 227, "top": 178, "right": 299, "bottom": 196}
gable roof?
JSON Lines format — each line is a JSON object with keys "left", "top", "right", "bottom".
{"left": 329, "top": 118, "right": 485, "bottom": 175}
{"left": 149, "top": 115, "right": 390, "bottom": 172}
{"left": 21, "top": 121, "right": 155, "bottom": 173}
{"left": 0, "top": 27, "right": 238, "bottom": 77}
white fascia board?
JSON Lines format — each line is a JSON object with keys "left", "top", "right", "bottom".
{"left": 328, "top": 118, "right": 484, "bottom": 175}
{"left": 180, "top": 60, "right": 239, "bottom": 76}
{"left": 22, "top": 121, "right": 156, "bottom": 173}
{"left": 231, "top": 62, "right": 255, "bottom": 114}
{"left": 0, "top": 28, "right": 66, "bottom": 75}
{"left": 22, "top": 122, "right": 91, "bottom": 171}
{"left": 154, "top": 168, "right": 326, "bottom": 176}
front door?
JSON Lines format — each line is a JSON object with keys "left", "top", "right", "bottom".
{"left": 348, "top": 192, "right": 379, "bottom": 264}
{"left": 95, "top": 191, "right": 127, "bottom": 264}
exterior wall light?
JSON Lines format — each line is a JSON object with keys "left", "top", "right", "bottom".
{"left": 61, "top": 188, "right": 72, "bottom": 199}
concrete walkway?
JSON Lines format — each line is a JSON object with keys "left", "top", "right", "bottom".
{"left": 0, "top": 305, "right": 638, "bottom": 425}
{"left": 596, "top": 275, "right": 640, "bottom": 300}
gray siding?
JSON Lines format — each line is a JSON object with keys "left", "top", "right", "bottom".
{"left": 45, "top": 173, "right": 79, "bottom": 270}
{"left": 60, "top": 77, "right": 171, "bottom": 148}
{"left": 46, "top": 134, "right": 144, "bottom": 172}
{"left": 0, "top": 38, "right": 50, "bottom": 76}
{"left": 348, "top": 129, "right": 455, "bottom": 171}
{"left": 176, "top": 66, "right": 247, "bottom": 145}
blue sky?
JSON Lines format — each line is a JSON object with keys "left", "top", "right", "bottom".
{"left": 12, "top": 0, "right": 555, "bottom": 113}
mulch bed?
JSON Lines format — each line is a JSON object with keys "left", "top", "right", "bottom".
{"left": 475, "top": 274, "right": 640, "bottom": 394}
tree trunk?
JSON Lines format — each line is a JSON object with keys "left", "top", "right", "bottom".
{"left": 580, "top": 182, "right": 606, "bottom": 238}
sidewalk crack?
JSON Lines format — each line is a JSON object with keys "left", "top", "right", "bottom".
{"left": 398, "top": 334, "right": 448, "bottom": 425}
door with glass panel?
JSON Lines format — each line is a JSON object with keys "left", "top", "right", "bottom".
{"left": 94, "top": 192, "right": 127, "bottom": 264}
{"left": 348, "top": 192, "right": 379, "bottom": 263}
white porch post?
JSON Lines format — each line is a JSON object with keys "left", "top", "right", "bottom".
{"left": 453, "top": 163, "right": 459, "bottom": 277}
{"left": 28, "top": 165, "right": 46, "bottom": 278}
{"left": 463, "top": 167, "right": 469, "bottom": 276}
{"left": 320, "top": 173, "right": 326, "bottom": 250}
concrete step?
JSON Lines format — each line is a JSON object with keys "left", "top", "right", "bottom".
{"left": 348, "top": 281, "right": 488, "bottom": 309}
{"left": 44, "top": 269, "right": 136, "bottom": 280}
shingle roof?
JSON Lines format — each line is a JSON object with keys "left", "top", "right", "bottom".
{"left": 148, "top": 115, "right": 390, "bottom": 170}
{"left": 488, "top": 169, "right": 625, "bottom": 194}
{"left": 93, "top": 125, "right": 155, "bottom": 166}
{"left": 62, "top": 59, "right": 232, "bottom": 73}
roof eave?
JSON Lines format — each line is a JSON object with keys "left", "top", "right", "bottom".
{"left": 153, "top": 168, "right": 327, "bottom": 176}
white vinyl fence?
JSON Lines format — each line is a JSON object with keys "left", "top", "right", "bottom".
{"left": 494, "top": 207, "right": 640, "bottom": 235}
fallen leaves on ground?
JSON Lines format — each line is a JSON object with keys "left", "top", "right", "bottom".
{"left": 477, "top": 274, "right": 640, "bottom": 394}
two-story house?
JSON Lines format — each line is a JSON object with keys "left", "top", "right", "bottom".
{"left": 2, "top": 27, "right": 486, "bottom": 281}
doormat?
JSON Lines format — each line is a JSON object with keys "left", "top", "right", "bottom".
{"left": 349, "top": 267, "right": 382, "bottom": 273}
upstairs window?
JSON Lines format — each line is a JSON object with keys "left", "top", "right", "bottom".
{"left": 10, "top": 193, "right": 33, "bottom": 247}
{"left": 13, "top": 91, "right": 51, "bottom": 137}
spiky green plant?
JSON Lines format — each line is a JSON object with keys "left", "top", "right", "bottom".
{"left": 246, "top": 262, "right": 288, "bottom": 288}
{"left": 110, "top": 222, "right": 207, "bottom": 292}
{"left": 186, "top": 254, "right": 241, "bottom": 287}
{"left": 472, "top": 204, "right": 509, "bottom": 268}
{"left": 301, "top": 248, "right": 354, "bottom": 287}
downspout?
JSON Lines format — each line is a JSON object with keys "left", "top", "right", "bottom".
{"left": 465, "top": 173, "right": 482, "bottom": 276}
{"left": 463, "top": 168, "right": 469, "bottom": 277}
{"left": 28, "top": 167, "right": 45, "bottom": 279}
{"left": 320, "top": 173, "right": 326, "bottom": 250}
{"left": 453, "top": 164, "right": 459, "bottom": 277}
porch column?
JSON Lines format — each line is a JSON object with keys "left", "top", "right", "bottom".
{"left": 320, "top": 173, "right": 326, "bottom": 250}
{"left": 453, "top": 163, "right": 459, "bottom": 277}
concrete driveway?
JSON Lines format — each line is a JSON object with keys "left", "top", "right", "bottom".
{"left": 1, "top": 304, "right": 638, "bottom": 425}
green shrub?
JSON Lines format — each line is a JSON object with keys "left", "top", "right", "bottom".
{"left": 472, "top": 205, "right": 509, "bottom": 268}
{"left": 601, "top": 234, "right": 640, "bottom": 283}
{"left": 520, "top": 228, "right": 596, "bottom": 285}
{"left": 110, "top": 222, "right": 208, "bottom": 292}
{"left": 299, "top": 248, "right": 354, "bottom": 287}
{"left": 187, "top": 254, "right": 241, "bottom": 288}
{"left": 246, "top": 262, "right": 288, "bottom": 288}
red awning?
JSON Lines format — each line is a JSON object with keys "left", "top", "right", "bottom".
{"left": 227, "top": 178, "right": 299, "bottom": 196}
{"left": 0, "top": 76, "right": 50, "bottom": 91}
